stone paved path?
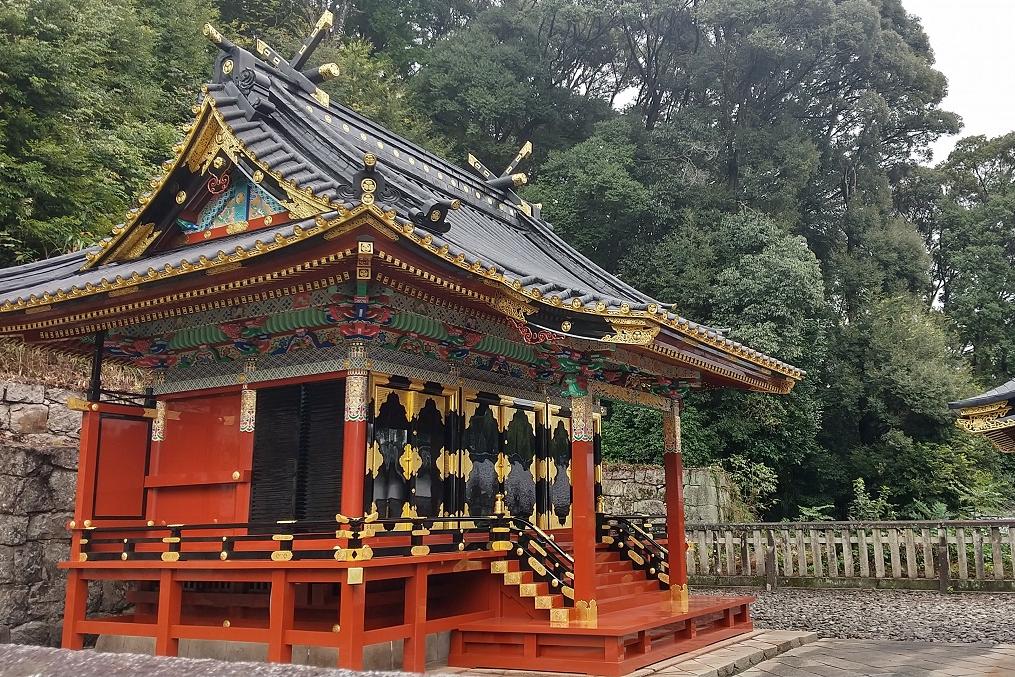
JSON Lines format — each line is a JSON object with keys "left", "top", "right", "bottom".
{"left": 739, "top": 640, "right": 1015, "bottom": 676}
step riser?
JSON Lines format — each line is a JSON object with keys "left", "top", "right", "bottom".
{"left": 493, "top": 544, "right": 666, "bottom": 618}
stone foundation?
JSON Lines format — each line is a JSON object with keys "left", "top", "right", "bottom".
{"left": 0, "top": 383, "right": 125, "bottom": 645}
{"left": 601, "top": 463, "right": 735, "bottom": 522}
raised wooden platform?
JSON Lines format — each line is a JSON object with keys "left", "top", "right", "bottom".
{"left": 449, "top": 594, "right": 753, "bottom": 676}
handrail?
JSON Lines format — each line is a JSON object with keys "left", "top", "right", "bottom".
{"left": 601, "top": 514, "right": 670, "bottom": 585}
{"left": 504, "top": 517, "right": 575, "bottom": 600}
{"left": 75, "top": 515, "right": 510, "bottom": 564}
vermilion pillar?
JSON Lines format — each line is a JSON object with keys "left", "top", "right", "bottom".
{"left": 570, "top": 392, "right": 598, "bottom": 626}
{"left": 340, "top": 342, "right": 369, "bottom": 517}
{"left": 663, "top": 398, "right": 689, "bottom": 604}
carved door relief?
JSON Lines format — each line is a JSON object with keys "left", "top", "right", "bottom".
{"left": 368, "top": 381, "right": 454, "bottom": 519}
{"left": 462, "top": 395, "right": 500, "bottom": 519}
{"left": 461, "top": 393, "right": 546, "bottom": 523}
{"left": 364, "top": 376, "right": 576, "bottom": 527}
{"left": 545, "top": 407, "right": 573, "bottom": 529}
{"left": 503, "top": 406, "right": 538, "bottom": 523}
{"left": 409, "top": 389, "right": 450, "bottom": 518}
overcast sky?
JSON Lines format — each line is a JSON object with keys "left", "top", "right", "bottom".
{"left": 904, "top": 0, "right": 1015, "bottom": 164}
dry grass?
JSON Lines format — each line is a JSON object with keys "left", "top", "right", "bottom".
{"left": 0, "top": 340, "right": 148, "bottom": 392}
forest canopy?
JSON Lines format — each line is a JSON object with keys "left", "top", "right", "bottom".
{"left": 1, "top": 0, "right": 1011, "bottom": 519}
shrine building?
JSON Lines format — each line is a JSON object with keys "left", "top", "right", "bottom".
{"left": 0, "top": 13, "right": 803, "bottom": 676}
{"left": 950, "top": 378, "right": 1015, "bottom": 453}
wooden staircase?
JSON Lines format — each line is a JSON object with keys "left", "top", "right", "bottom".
{"left": 494, "top": 545, "right": 671, "bottom": 622}
{"left": 450, "top": 539, "right": 754, "bottom": 676}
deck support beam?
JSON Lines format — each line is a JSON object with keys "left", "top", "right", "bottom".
{"left": 402, "top": 563, "right": 429, "bottom": 672}
{"left": 341, "top": 341, "right": 369, "bottom": 517}
{"left": 337, "top": 569, "right": 366, "bottom": 669}
{"left": 663, "top": 399, "right": 688, "bottom": 604}
{"left": 60, "top": 569, "right": 88, "bottom": 649}
{"left": 267, "top": 570, "right": 294, "bottom": 662}
{"left": 570, "top": 393, "right": 598, "bottom": 624}
{"left": 155, "top": 569, "right": 182, "bottom": 656}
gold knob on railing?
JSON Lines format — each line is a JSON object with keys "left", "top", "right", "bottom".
{"left": 493, "top": 493, "right": 506, "bottom": 516}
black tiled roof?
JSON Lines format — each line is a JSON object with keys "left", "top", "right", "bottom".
{"left": 0, "top": 36, "right": 801, "bottom": 379}
{"left": 0, "top": 219, "right": 321, "bottom": 305}
{"left": 950, "top": 378, "right": 1015, "bottom": 409}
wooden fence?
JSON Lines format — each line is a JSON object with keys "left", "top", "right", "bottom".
{"left": 663, "top": 520, "right": 1015, "bottom": 591}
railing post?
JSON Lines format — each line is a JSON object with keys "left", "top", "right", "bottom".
{"left": 765, "top": 530, "right": 777, "bottom": 591}
{"left": 937, "top": 529, "right": 950, "bottom": 594}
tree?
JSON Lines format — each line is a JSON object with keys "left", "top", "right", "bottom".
{"left": 0, "top": 0, "right": 215, "bottom": 265}
{"left": 411, "top": 2, "right": 615, "bottom": 167}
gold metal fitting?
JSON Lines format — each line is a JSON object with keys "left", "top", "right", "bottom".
{"left": 318, "top": 63, "right": 341, "bottom": 80}
{"left": 363, "top": 153, "right": 377, "bottom": 169}
{"left": 510, "top": 173, "right": 528, "bottom": 187}
{"left": 203, "top": 23, "right": 224, "bottom": 45}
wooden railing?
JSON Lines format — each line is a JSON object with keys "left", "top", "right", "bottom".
{"left": 614, "top": 517, "right": 1015, "bottom": 592}
{"left": 679, "top": 520, "right": 1015, "bottom": 591}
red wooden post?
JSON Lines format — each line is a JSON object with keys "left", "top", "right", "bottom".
{"left": 155, "top": 569, "right": 182, "bottom": 656}
{"left": 341, "top": 342, "right": 369, "bottom": 518}
{"left": 338, "top": 568, "right": 366, "bottom": 669}
{"left": 663, "top": 399, "right": 688, "bottom": 605}
{"left": 570, "top": 393, "right": 598, "bottom": 626}
{"left": 61, "top": 569, "right": 88, "bottom": 649}
{"left": 71, "top": 408, "right": 101, "bottom": 558}
{"left": 267, "top": 569, "right": 294, "bottom": 663}
{"left": 402, "top": 563, "right": 429, "bottom": 672}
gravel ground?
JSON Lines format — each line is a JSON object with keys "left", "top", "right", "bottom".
{"left": 0, "top": 644, "right": 405, "bottom": 677}
{"left": 697, "top": 586, "right": 1015, "bottom": 644}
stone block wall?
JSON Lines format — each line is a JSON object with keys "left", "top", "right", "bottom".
{"left": 601, "top": 463, "right": 736, "bottom": 523}
{"left": 0, "top": 383, "right": 122, "bottom": 646}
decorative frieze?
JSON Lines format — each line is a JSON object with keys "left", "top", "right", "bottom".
{"left": 663, "top": 400, "right": 682, "bottom": 455}
{"left": 345, "top": 342, "right": 369, "bottom": 422}
{"left": 571, "top": 394, "right": 595, "bottom": 443}
{"left": 151, "top": 400, "right": 167, "bottom": 442}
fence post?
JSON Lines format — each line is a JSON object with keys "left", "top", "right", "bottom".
{"left": 765, "top": 530, "right": 777, "bottom": 591}
{"left": 937, "top": 530, "right": 950, "bottom": 594}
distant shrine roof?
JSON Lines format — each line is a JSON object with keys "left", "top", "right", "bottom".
{"left": 0, "top": 12, "right": 803, "bottom": 390}
{"left": 949, "top": 378, "right": 1015, "bottom": 410}
{"left": 950, "top": 378, "right": 1015, "bottom": 453}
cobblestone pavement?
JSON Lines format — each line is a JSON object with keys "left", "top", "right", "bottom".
{"left": 697, "top": 588, "right": 1015, "bottom": 643}
{"left": 739, "top": 640, "right": 1015, "bottom": 676}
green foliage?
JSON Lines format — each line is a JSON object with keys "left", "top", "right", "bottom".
{"left": 526, "top": 120, "right": 655, "bottom": 271}
{"left": 795, "top": 504, "right": 836, "bottom": 522}
{"left": 847, "top": 478, "right": 896, "bottom": 521}
{"left": 724, "top": 455, "right": 780, "bottom": 516}
{"left": 0, "top": 0, "right": 215, "bottom": 265}
{"left": 897, "top": 133, "right": 1015, "bottom": 385}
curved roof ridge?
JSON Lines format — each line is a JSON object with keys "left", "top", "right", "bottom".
{"left": 950, "top": 377, "right": 1015, "bottom": 409}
